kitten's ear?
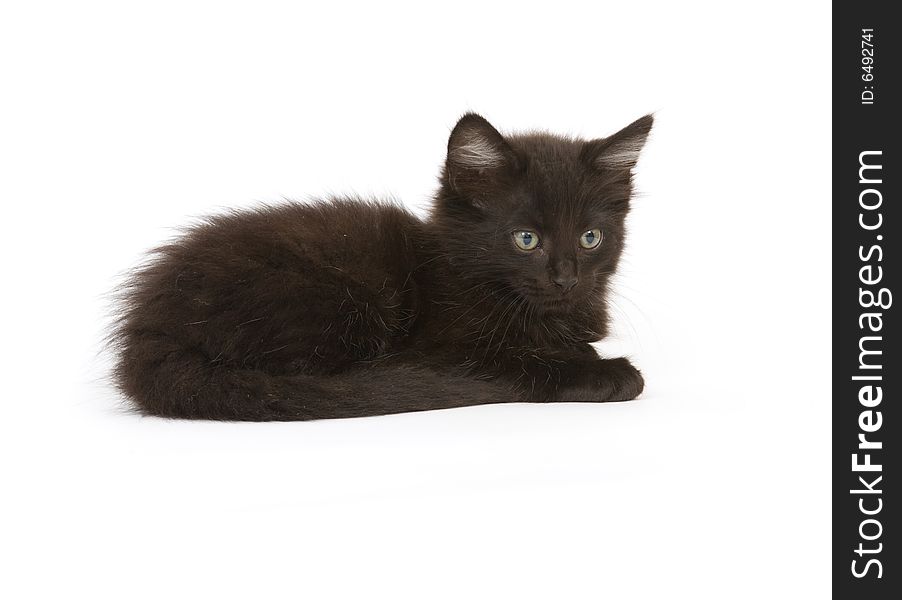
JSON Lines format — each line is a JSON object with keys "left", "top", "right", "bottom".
{"left": 446, "top": 113, "right": 521, "bottom": 197}
{"left": 581, "top": 114, "right": 654, "bottom": 172}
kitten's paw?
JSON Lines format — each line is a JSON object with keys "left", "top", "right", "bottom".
{"left": 555, "top": 357, "right": 644, "bottom": 403}
{"left": 596, "top": 357, "right": 644, "bottom": 402}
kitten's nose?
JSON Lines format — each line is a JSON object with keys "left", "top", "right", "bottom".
{"left": 551, "top": 274, "right": 578, "bottom": 294}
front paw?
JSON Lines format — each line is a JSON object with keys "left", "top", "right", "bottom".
{"left": 596, "top": 357, "right": 644, "bottom": 402}
{"left": 557, "top": 357, "right": 644, "bottom": 403}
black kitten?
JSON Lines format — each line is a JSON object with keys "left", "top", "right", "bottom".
{"left": 112, "top": 113, "right": 653, "bottom": 420}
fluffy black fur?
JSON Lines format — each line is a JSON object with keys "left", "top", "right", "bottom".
{"left": 112, "top": 113, "right": 653, "bottom": 420}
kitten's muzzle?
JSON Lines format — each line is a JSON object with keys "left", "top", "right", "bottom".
{"left": 551, "top": 274, "right": 578, "bottom": 294}
{"left": 550, "top": 259, "right": 578, "bottom": 294}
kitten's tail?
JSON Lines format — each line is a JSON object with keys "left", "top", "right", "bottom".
{"left": 116, "top": 350, "right": 512, "bottom": 421}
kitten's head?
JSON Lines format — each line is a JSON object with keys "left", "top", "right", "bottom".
{"left": 433, "top": 112, "right": 652, "bottom": 330}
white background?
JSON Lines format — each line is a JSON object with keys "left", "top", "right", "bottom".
{"left": 0, "top": 1, "right": 831, "bottom": 598}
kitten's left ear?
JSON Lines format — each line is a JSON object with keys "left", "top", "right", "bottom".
{"left": 445, "top": 113, "right": 522, "bottom": 199}
{"left": 581, "top": 114, "right": 654, "bottom": 171}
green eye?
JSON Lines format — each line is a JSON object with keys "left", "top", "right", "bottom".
{"left": 579, "top": 228, "right": 603, "bottom": 249}
{"left": 513, "top": 230, "right": 539, "bottom": 251}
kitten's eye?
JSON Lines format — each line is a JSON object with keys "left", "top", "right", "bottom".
{"left": 513, "top": 230, "right": 539, "bottom": 251}
{"left": 579, "top": 228, "right": 603, "bottom": 249}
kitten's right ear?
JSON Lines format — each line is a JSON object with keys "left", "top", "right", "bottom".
{"left": 445, "top": 113, "right": 521, "bottom": 199}
{"left": 581, "top": 114, "right": 654, "bottom": 172}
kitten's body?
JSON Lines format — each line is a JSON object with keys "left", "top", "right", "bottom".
{"left": 114, "top": 114, "right": 652, "bottom": 420}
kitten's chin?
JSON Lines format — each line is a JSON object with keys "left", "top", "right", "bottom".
{"left": 522, "top": 290, "right": 581, "bottom": 314}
